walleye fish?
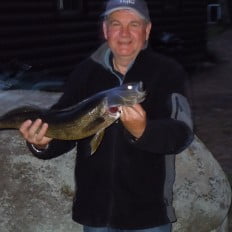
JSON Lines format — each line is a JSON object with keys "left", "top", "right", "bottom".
{"left": 0, "top": 82, "right": 145, "bottom": 154}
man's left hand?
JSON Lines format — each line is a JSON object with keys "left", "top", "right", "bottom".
{"left": 120, "top": 103, "right": 146, "bottom": 139}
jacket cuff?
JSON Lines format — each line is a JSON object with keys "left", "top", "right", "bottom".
{"left": 30, "top": 143, "right": 49, "bottom": 153}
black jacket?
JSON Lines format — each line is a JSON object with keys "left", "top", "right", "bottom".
{"left": 28, "top": 44, "right": 193, "bottom": 229}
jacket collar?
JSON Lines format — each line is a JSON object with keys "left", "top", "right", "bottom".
{"left": 90, "top": 42, "right": 111, "bottom": 70}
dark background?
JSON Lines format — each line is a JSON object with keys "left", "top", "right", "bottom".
{"left": 0, "top": 0, "right": 207, "bottom": 76}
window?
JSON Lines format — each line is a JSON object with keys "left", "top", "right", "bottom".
{"left": 207, "top": 4, "right": 222, "bottom": 23}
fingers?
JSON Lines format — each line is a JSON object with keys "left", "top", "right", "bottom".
{"left": 19, "top": 119, "right": 52, "bottom": 147}
{"left": 19, "top": 119, "right": 33, "bottom": 138}
{"left": 33, "top": 120, "right": 49, "bottom": 142}
{"left": 27, "top": 119, "right": 44, "bottom": 140}
{"left": 120, "top": 104, "right": 146, "bottom": 138}
{"left": 120, "top": 104, "right": 146, "bottom": 120}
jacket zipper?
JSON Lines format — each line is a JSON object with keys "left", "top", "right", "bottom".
{"left": 107, "top": 73, "right": 122, "bottom": 226}
{"left": 107, "top": 123, "right": 118, "bottom": 226}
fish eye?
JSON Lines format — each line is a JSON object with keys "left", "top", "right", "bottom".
{"left": 127, "top": 85, "right": 133, "bottom": 90}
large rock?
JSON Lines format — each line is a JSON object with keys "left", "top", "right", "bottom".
{"left": 0, "top": 90, "right": 231, "bottom": 231}
{"left": 173, "top": 136, "right": 231, "bottom": 232}
{"left": 0, "top": 131, "right": 81, "bottom": 232}
{"left": 0, "top": 90, "right": 81, "bottom": 232}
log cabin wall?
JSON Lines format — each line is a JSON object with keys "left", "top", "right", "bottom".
{"left": 0, "top": 0, "right": 207, "bottom": 77}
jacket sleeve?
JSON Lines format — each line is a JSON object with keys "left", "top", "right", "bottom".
{"left": 27, "top": 140, "right": 76, "bottom": 160}
{"left": 132, "top": 95, "right": 193, "bottom": 154}
{"left": 128, "top": 62, "right": 194, "bottom": 154}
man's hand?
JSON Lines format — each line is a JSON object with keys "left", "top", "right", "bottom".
{"left": 120, "top": 103, "right": 146, "bottom": 139}
{"left": 19, "top": 119, "right": 52, "bottom": 149}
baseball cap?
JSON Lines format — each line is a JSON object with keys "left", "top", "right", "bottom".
{"left": 102, "top": 0, "right": 150, "bottom": 22}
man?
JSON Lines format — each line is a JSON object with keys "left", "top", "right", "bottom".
{"left": 20, "top": 0, "right": 193, "bottom": 231}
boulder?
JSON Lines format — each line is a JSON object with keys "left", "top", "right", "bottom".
{"left": 173, "top": 136, "right": 231, "bottom": 232}
{"left": 0, "top": 90, "right": 231, "bottom": 231}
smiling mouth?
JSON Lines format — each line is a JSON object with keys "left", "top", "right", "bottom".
{"left": 118, "top": 40, "right": 132, "bottom": 45}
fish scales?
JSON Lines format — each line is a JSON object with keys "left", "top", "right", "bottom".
{"left": 0, "top": 82, "right": 145, "bottom": 154}
{"left": 46, "top": 100, "right": 116, "bottom": 140}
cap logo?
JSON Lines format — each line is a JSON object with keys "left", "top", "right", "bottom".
{"left": 120, "top": 0, "right": 135, "bottom": 5}
{"left": 103, "top": 0, "right": 150, "bottom": 22}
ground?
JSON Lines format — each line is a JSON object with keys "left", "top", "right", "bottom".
{"left": 190, "top": 25, "right": 232, "bottom": 230}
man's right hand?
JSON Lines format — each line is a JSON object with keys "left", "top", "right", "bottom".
{"left": 19, "top": 119, "right": 53, "bottom": 149}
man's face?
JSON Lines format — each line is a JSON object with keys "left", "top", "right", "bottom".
{"left": 103, "top": 10, "right": 151, "bottom": 61}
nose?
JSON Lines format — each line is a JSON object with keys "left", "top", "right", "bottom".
{"left": 120, "top": 25, "right": 130, "bottom": 37}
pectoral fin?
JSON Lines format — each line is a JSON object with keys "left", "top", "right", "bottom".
{"left": 90, "top": 130, "right": 105, "bottom": 155}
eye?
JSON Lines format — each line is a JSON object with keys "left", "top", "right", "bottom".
{"left": 131, "top": 22, "right": 140, "bottom": 27}
{"left": 109, "top": 21, "right": 120, "bottom": 27}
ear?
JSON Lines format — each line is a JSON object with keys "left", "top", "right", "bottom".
{"left": 145, "top": 22, "right": 152, "bottom": 40}
{"left": 103, "top": 21, "right": 108, "bottom": 40}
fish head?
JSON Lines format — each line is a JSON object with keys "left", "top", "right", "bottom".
{"left": 100, "top": 98, "right": 121, "bottom": 119}
{"left": 106, "top": 82, "right": 146, "bottom": 107}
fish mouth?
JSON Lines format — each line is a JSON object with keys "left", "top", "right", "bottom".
{"left": 136, "top": 81, "right": 143, "bottom": 91}
{"left": 135, "top": 82, "right": 146, "bottom": 102}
